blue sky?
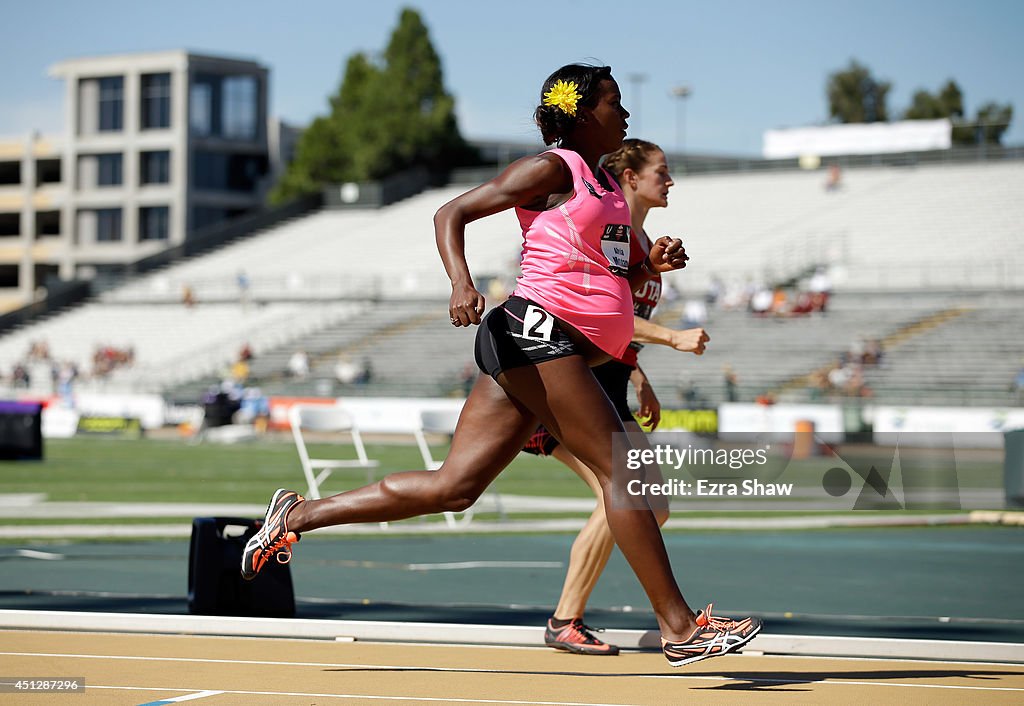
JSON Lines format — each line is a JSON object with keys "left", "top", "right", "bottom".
{"left": 1, "top": 0, "right": 1021, "bottom": 156}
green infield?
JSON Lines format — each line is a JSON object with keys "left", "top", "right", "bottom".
{"left": 0, "top": 436, "right": 1003, "bottom": 508}
{"left": 0, "top": 436, "right": 590, "bottom": 503}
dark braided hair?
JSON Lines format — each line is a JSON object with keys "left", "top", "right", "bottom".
{"left": 533, "top": 64, "right": 613, "bottom": 146}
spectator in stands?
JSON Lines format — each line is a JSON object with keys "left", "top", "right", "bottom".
{"left": 334, "top": 355, "right": 359, "bottom": 385}
{"left": 723, "top": 364, "right": 739, "bottom": 402}
{"left": 287, "top": 349, "right": 310, "bottom": 379}
{"left": 862, "top": 338, "right": 884, "bottom": 366}
{"left": 91, "top": 344, "right": 134, "bottom": 378}
{"left": 682, "top": 297, "right": 708, "bottom": 328}
{"left": 825, "top": 164, "right": 842, "bottom": 192}
{"left": 808, "top": 368, "right": 829, "bottom": 401}
{"left": 27, "top": 339, "right": 51, "bottom": 362}
{"left": 808, "top": 267, "right": 832, "bottom": 313}
{"left": 1011, "top": 365, "right": 1024, "bottom": 406}
{"left": 720, "top": 278, "right": 748, "bottom": 311}
{"left": 53, "top": 360, "right": 78, "bottom": 405}
{"left": 826, "top": 357, "right": 852, "bottom": 392}
{"left": 195, "top": 382, "right": 243, "bottom": 440}
{"left": 237, "top": 270, "right": 252, "bottom": 309}
{"left": 678, "top": 379, "right": 706, "bottom": 409}
{"left": 789, "top": 291, "right": 816, "bottom": 316}
{"left": 355, "top": 356, "right": 374, "bottom": 385}
{"left": 230, "top": 356, "right": 250, "bottom": 385}
{"left": 769, "top": 287, "right": 788, "bottom": 315}
{"left": 749, "top": 283, "right": 774, "bottom": 316}
{"left": 520, "top": 138, "right": 709, "bottom": 656}
{"left": 238, "top": 387, "right": 271, "bottom": 433}
{"left": 705, "top": 275, "right": 725, "bottom": 307}
{"left": 849, "top": 336, "right": 867, "bottom": 363}
{"left": 242, "top": 64, "right": 760, "bottom": 666}
{"left": 11, "top": 363, "right": 30, "bottom": 389}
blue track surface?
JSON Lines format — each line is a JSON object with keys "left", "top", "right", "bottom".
{"left": 1, "top": 526, "right": 1022, "bottom": 643}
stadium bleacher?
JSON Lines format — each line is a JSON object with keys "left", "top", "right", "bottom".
{"left": 1, "top": 158, "right": 1021, "bottom": 408}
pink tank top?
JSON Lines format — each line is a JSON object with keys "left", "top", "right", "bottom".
{"left": 512, "top": 149, "right": 634, "bottom": 358}
{"left": 619, "top": 231, "right": 662, "bottom": 368}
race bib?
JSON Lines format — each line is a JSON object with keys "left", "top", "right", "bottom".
{"left": 601, "top": 224, "right": 631, "bottom": 276}
{"left": 523, "top": 304, "right": 555, "bottom": 341}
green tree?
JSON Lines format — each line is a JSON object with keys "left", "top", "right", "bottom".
{"left": 271, "top": 7, "right": 478, "bottom": 204}
{"left": 904, "top": 79, "right": 963, "bottom": 120}
{"left": 902, "top": 79, "right": 1013, "bottom": 145}
{"left": 973, "top": 101, "right": 1014, "bottom": 144}
{"left": 904, "top": 79, "right": 972, "bottom": 144}
{"left": 827, "top": 60, "right": 891, "bottom": 123}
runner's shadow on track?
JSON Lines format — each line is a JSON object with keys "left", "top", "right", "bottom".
{"left": 684, "top": 667, "right": 1024, "bottom": 691}
{"left": 324, "top": 666, "right": 1024, "bottom": 692}
{"left": 325, "top": 667, "right": 696, "bottom": 678}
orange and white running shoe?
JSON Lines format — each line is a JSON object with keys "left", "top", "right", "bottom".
{"left": 240, "top": 488, "right": 304, "bottom": 581}
{"left": 544, "top": 618, "right": 620, "bottom": 656}
{"left": 661, "top": 603, "right": 762, "bottom": 667}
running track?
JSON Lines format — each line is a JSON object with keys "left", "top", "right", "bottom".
{"left": 2, "top": 630, "right": 1023, "bottom": 705}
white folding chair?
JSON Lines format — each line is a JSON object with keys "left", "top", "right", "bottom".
{"left": 289, "top": 403, "right": 381, "bottom": 500}
{"left": 415, "top": 408, "right": 505, "bottom": 527}
{"left": 414, "top": 409, "right": 462, "bottom": 472}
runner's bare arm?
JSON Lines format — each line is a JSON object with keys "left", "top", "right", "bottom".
{"left": 435, "top": 154, "right": 571, "bottom": 326}
{"left": 633, "top": 318, "right": 709, "bottom": 355}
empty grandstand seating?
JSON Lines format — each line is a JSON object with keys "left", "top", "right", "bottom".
{"left": 102, "top": 185, "right": 523, "bottom": 305}
{"left": 1, "top": 158, "right": 1021, "bottom": 407}
{"left": 0, "top": 300, "right": 364, "bottom": 395}
{"left": 646, "top": 161, "right": 1024, "bottom": 294}
{"left": 858, "top": 293, "right": 1024, "bottom": 406}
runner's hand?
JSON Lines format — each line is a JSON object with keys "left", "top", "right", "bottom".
{"left": 449, "top": 282, "right": 485, "bottom": 326}
{"left": 671, "top": 328, "right": 710, "bottom": 355}
{"left": 635, "top": 379, "right": 662, "bottom": 431}
{"left": 649, "top": 236, "right": 689, "bottom": 273}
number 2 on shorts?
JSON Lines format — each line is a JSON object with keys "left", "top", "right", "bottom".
{"left": 524, "top": 304, "right": 554, "bottom": 341}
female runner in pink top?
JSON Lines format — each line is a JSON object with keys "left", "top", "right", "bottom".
{"left": 243, "top": 64, "right": 761, "bottom": 667}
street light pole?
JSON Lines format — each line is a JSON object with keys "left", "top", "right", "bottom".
{"left": 626, "top": 73, "right": 647, "bottom": 135}
{"left": 671, "top": 84, "right": 692, "bottom": 156}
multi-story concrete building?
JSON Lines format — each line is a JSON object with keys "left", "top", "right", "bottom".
{"left": 0, "top": 50, "right": 271, "bottom": 311}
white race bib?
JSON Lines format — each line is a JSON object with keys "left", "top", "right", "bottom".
{"left": 523, "top": 304, "right": 554, "bottom": 341}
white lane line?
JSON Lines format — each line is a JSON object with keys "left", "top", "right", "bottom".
{"left": 137, "top": 689, "right": 222, "bottom": 704}
{"left": 1, "top": 651, "right": 1021, "bottom": 693}
{"left": 405, "top": 561, "right": 563, "bottom": 571}
{"left": 92, "top": 684, "right": 634, "bottom": 705}
{"left": 14, "top": 549, "right": 64, "bottom": 560}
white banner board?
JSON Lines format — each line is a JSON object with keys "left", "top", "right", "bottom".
{"left": 763, "top": 119, "right": 952, "bottom": 158}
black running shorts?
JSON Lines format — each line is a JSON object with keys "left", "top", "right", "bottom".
{"left": 475, "top": 296, "right": 579, "bottom": 380}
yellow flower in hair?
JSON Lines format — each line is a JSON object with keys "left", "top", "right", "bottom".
{"left": 543, "top": 79, "right": 582, "bottom": 116}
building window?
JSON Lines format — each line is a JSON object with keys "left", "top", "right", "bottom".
{"left": 96, "top": 208, "right": 122, "bottom": 241}
{"left": 193, "top": 150, "right": 267, "bottom": 192}
{"left": 98, "top": 77, "right": 124, "bottom": 132}
{"left": 223, "top": 75, "right": 258, "bottom": 140}
{"left": 0, "top": 214, "right": 18, "bottom": 237}
{"left": 36, "top": 159, "right": 61, "bottom": 185}
{"left": 141, "top": 73, "right": 171, "bottom": 129}
{"left": 96, "top": 154, "right": 123, "bottom": 186}
{"left": 0, "top": 161, "right": 20, "bottom": 185}
{"left": 139, "top": 206, "right": 169, "bottom": 241}
{"left": 140, "top": 151, "right": 171, "bottom": 185}
{"left": 36, "top": 211, "right": 61, "bottom": 237}
{"left": 190, "top": 79, "right": 215, "bottom": 136}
